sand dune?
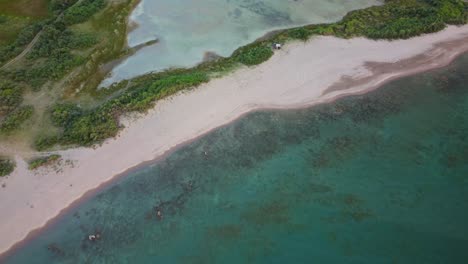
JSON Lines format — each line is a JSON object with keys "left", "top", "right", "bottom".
{"left": 1, "top": 25, "right": 468, "bottom": 255}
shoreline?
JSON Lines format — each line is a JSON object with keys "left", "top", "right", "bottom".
{"left": 1, "top": 25, "right": 468, "bottom": 257}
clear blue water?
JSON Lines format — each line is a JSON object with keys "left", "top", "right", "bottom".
{"left": 4, "top": 53, "right": 468, "bottom": 263}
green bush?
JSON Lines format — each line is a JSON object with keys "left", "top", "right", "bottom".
{"left": 333, "top": 0, "right": 466, "bottom": 39}
{"left": 234, "top": 45, "right": 274, "bottom": 66}
{"left": 16, "top": 20, "right": 92, "bottom": 86}
{"left": 0, "top": 22, "right": 44, "bottom": 64}
{"left": 288, "top": 27, "right": 312, "bottom": 40}
{"left": 0, "top": 80, "right": 23, "bottom": 115}
{"left": 63, "top": 0, "right": 106, "bottom": 25}
{"left": 29, "top": 23, "right": 96, "bottom": 59}
{"left": 0, "top": 158, "right": 15, "bottom": 177}
{"left": 51, "top": 103, "right": 84, "bottom": 127}
{"left": 366, "top": 16, "right": 445, "bottom": 39}
{"left": 434, "top": 0, "right": 467, "bottom": 24}
{"left": 19, "top": 49, "right": 84, "bottom": 87}
{"left": 62, "top": 113, "right": 119, "bottom": 145}
{"left": 69, "top": 32, "right": 98, "bottom": 48}
{"left": 50, "top": 0, "right": 79, "bottom": 13}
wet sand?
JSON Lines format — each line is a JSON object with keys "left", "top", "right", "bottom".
{"left": 1, "top": 25, "right": 468, "bottom": 256}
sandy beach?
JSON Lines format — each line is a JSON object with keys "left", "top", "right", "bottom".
{"left": 1, "top": 25, "right": 468, "bottom": 255}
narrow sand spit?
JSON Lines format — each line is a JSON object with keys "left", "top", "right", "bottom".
{"left": 1, "top": 25, "right": 468, "bottom": 255}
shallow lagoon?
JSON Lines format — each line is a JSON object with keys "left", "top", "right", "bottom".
{"left": 4, "top": 52, "right": 468, "bottom": 263}
{"left": 102, "top": 0, "right": 382, "bottom": 85}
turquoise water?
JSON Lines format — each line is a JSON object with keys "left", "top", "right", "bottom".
{"left": 4, "top": 53, "right": 468, "bottom": 263}
{"left": 103, "top": 0, "right": 381, "bottom": 85}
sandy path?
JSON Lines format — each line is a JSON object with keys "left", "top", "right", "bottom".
{"left": 1, "top": 25, "right": 468, "bottom": 255}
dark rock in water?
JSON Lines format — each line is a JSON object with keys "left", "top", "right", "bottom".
{"left": 203, "top": 51, "right": 223, "bottom": 62}
{"left": 47, "top": 243, "right": 65, "bottom": 256}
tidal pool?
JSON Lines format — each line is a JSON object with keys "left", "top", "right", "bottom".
{"left": 102, "top": 0, "right": 382, "bottom": 85}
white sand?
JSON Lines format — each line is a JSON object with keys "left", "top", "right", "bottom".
{"left": 1, "top": 25, "right": 468, "bottom": 255}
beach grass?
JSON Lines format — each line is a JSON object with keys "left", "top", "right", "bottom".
{"left": 0, "top": 158, "right": 15, "bottom": 177}
{"left": 0, "top": 105, "right": 34, "bottom": 134}
{"left": 28, "top": 154, "right": 61, "bottom": 170}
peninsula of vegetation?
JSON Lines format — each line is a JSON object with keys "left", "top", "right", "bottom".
{"left": 0, "top": 0, "right": 467, "bottom": 257}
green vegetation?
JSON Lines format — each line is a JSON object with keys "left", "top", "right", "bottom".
{"left": 25, "top": 48, "right": 86, "bottom": 85}
{"left": 0, "top": 158, "right": 15, "bottom": 177}
{"left": 0, "top": 105, "right": 33, "bottom": 133}
{"left": 9, "top": 2, "right": 104, "bottom": 86}
{"left": 68, "top": 1, "right": 142, "bottom": 95}
{"left": 28, "top": 154, "right": 61, "bottom": 170}
{"left": 268, "top": 0, "right": 468, "bottom": 41}
{"left": 28, "top": 23, "right": 97, "bottom": 59}
{"left": 51, "top": 103, "right": 84, "bottom": 127}
{"left": 0, "top": 0, "right": 50, "bottom": 60}
{"left": 0, "top": 0, "right": 49, "bottom": 17}
{"left": 330, "top": 0, "right": 467, "bottom": 39}
{"left": 0, "top": 0, "right": 135, "bottom": 148}
{"left": 0, "top": 0, "right": 467, "bottom": 151}
{"left": 0, "top": 16, "right": 45, "bottom": 64}
{"left": 34, "top": 134, "right": 61, "bottom": 151}
{"left": 234, "top": 45, "right": 274, "bottom": 66}
{"left": 0, "top": 80, "right": 23, "bottom": 115}
{"left": 287, "top": 27, "right": 313, "bottom": 41}
{"left": 63, "top": 0, "right": 106, "bottom": 25}
{"left": 49, "top": 0, "right": 80, "bottom": 13}
{"left": 0, "top": 16, "right": 36, "bottom": 47}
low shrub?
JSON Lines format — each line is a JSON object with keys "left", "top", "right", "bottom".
{"left": 0, "top": 158, "right": 15, "bottom": 176}
{"left": 28, "top": 154, "right": 61, "bottom": 170}
{"left": 233, "top": 45, "right": 274, "bottom": 66}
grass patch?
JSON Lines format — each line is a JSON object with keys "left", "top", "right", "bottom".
{"left": 0, "top": 19, "right": 44, "bottom": 64}
{"left": 0, "top": 158, "right": 15, "bottom": 177}
{"left": 0, "top": 80, "right": 23, "bottom": 116}
{"left": 0, "top": 0, "right": 50, "bottom": 54}
{"left": 234, "top": 45, "right": 274, "bottom": 66}
{"left": 0, "top": 0, "right": 118, "bottom": 147}
{"left": 34, "top": 134, "right": 61, "bottom": 151}
{"left": 0, "top": 105, "right": 34, "bottom": 133}
{"left": 63, "top": 0, "right": 106, "bottom": 25}
{"left": 28, "top": 154, "right": 61, "bottom": 170}
{"left": 0, "top": 16, "right": 33, "bottom": 46}
{"left": 0, "top": 0, "right": 49, "bottom": 18}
